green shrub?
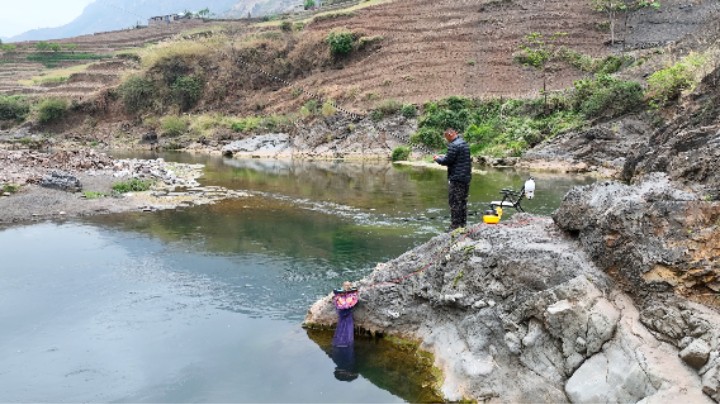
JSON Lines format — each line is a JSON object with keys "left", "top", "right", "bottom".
{"left": 280, "top": 21, "right": 293, "bottom": 32}
{"left": 304, "top": 0, "right": 316, "bottom": 9}
{"left": 559, "top": 49, "right": 630, "bottom": 74}
{"left": 573, "top": 75, "right": 644, "bottom": 118}
{"left": 401, "top": 104, "right": 417, "bottom": 119}
{"left": 410, "top": 127, "right": 446, "bottom": 149}
{"left": 595, "top": 55, "right": 626, "bottom": 75}
{"left": 171, "top": 75, "right": 204, "bottom": 111}
{"left": 326, "top": 30, "right": 355, "bottom": 57}
{"left": 112, "top": 178, "right": 153, "bottom": 193}
{"left": 646, "top": 63, "right": 694, "bottom": 108}
{"left": 321, "top": 100, "right": 337, "bottom": 117}
{"left": 161, "top": 115, "right": 188, "bottom": 137}
{"left": 117, "top": 75, "right": 156, "bottom": 114}
{"left": 0, "top": 96, "right": 30, "bottom": 121}
{"left": 36, "top": 98, "right": 68, "bottom": 124}
{"left": 230, "top": 116, "right": 264, "bottom": 133}
{"left": 370, "top": 109, "right": 383, "bottom": 122}
{"left": 300, "top": 99, "right": 319, "bottom": 117}
{"left": 413, "top": 96, "right": 585, "bottom": 156}
{"left": 418, "top": 97, "right": 472, "bottom": 134}
{"left": 391, "top": 146, "right": 411, "bottom": 162}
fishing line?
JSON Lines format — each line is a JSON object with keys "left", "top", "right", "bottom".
{"left": 100, "top": 1, "right": 432, "bottom": 154}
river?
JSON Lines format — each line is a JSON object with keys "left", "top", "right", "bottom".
{"left": 0, "top": 154, "right": 593, "bottom": 402}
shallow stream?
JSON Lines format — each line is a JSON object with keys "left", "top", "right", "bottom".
{"left": 0, "top": 154, "right": 593, "bottom": 402}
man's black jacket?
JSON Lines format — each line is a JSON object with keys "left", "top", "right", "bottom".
{"left": 435, "top": 136, "right": 472, "bottom": 183}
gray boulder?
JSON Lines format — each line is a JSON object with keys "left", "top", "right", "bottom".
{"left": 40, "top": 171, "right": 82, "bottom": 192}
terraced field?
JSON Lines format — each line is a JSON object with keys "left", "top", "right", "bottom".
{"left": 2, "top": 0, "right": 717, "bottom": 116}
{"left": 0, "top": 20, "right": 250, "bottom": 100}
{"left": 263, "top": 0, "right": 611, "bottom": 111}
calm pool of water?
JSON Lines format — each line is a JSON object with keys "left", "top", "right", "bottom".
{"left": 0, "top": 154, "right": 594, "bottom": 402}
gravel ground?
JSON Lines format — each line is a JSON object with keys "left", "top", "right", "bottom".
{"left": 1, "top": 173, "right": 156, "bottom": 226}
{"left": 0, "top": 148, "right": 236, "bottom": 227}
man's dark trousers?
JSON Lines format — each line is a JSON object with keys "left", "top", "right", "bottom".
{"left": 449, "top": 180, "right": 470, "bottom": 229}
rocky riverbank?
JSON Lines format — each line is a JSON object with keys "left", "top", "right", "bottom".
{"left": 304, "top": 174, "right": 720, "bottom": 402}
{"left": 0, "top": 148, "right": 248, "bottom": 225}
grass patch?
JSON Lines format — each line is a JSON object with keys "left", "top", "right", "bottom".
{"left": 2, "top": 184, "right": 21, "bottom": 194}
{"left": 18, "top": 63, "right": 91, "bottom": 86}
{"left": 179, "top": 25, "right": 227, "bottom": 38}
{"left": 137, "top": 38, "right": 219, "bottom": 70}
{"left": 112, "top": 178, "right": 153, "bottom": 193}
{"left": 573, "top": 75, "right": 645, "bottom": 119}
{"left": 357, "top": 35, "right": 384, "bottom": 50}
{"left": 117, "top": 75, "right": 157, "bottom": 114}
{"left": 310, "top": 11, "right": 355, "bottom": 24}
{"left": 371, "top": 99, "right": 402, "bottom": 121}
{"left": 160, "top": 115, "right": 189, "bottom": 137}
{"left": 559, "top": 49, "right": 631, "bottom": 74}
{"left": 26, "top": 52, "right": 110, "bottom": 68}
{"left": 82, "top": 191, "right": 106, "bottom": 199}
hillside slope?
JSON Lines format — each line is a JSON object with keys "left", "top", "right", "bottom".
{"left": 262, "top": 0, "right": 610, "bottom": 112}
{"left": 2, "top": 0, "right": 720, "bottom": 159}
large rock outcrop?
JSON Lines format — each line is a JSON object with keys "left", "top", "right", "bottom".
{"left": 306, "top": 176, "right": 720, "bottom": 402}
{"left": 220, "top": 115, "right": 417, "bottom": 159}
{"left": 554, "top": 173, "right": 720, "bottom": 401}
{"left": 305, "top": 200, "right": 718, "bottom": 401}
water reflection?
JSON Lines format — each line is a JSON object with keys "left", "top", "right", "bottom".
{"left": 332, "top": 346, "right": 359, "bottom": 382}
{"left": 306, "top": 329, "right": 444, "bottom": 403}
{"left": 111, "top": 151, "right": 594, "bottom": 221}
{"left": 86, "top": 197, "right": 424, "bottom": 321}
{"left": 51, "top": 153, "right": 593, "bottom": 402}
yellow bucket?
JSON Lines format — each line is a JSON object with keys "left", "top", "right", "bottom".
{"left": 483, "top": 214, "right": 500, "bottom": 224}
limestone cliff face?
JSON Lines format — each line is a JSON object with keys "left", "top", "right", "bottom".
{"left": 305, "top": 175, "right": 720, "bottom": 402}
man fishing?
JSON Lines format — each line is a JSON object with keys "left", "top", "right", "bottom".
{"left": 433, "top": 128, "right": 472, "bottom": 231}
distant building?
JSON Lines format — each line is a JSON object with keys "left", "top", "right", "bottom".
{"left": 148, "top": 14, "right": 182, "bottom": 26}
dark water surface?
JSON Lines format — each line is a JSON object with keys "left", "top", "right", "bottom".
{"left": 0, "top": 154, "right": 594, "bottom": 402}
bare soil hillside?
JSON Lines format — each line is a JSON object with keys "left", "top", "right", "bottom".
{"left": 2, "top": 0, "right": 719, "bottom": 121}
{"left": 264, "top": 0, "right": 610, "bottom": 112}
